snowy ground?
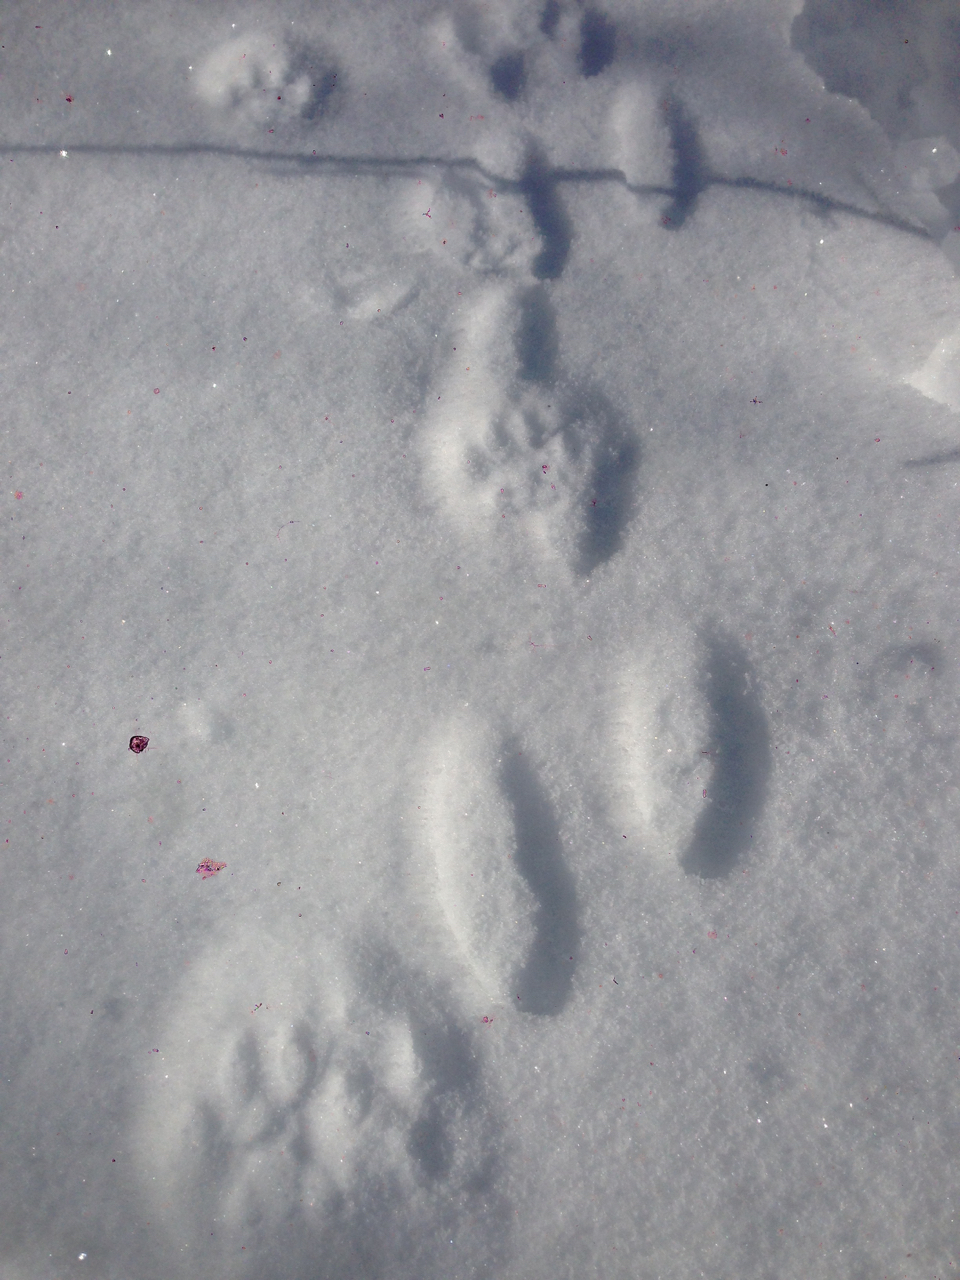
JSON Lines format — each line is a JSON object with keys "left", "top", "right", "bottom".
{"left": 3, "top": 2, "right": 960, "bottom": 1278}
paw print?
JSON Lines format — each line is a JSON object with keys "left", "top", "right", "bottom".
{"left": 135, "top": 931, "right": 501, "bottom": 1264}
{"left": 420, "top": 284, "right": 639, "bottom": 575}
{"left": 194, "top": 33, "right": 336, "bottom": 128}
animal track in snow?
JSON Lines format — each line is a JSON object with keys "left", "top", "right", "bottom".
{"left": 607, "top": 643, "right": 712, "bottom": 860}
{"left": 425, "top": 718, "right": 538, "bottom": 1004}
{"left": 424, "top": 718, "right": 578, "bottom": 1014}
{"left": 194, "top": 33, "right": 336, "bottom": 128}
{"left": 135, "top": 931, "right": 500, "bottom": 1272}
{"left": 420, "top": 283, "right": 639, "bottom": 575}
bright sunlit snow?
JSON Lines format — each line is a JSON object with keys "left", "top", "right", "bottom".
{"left": 3, "top": 2, "right": 960, "bottom": 1278}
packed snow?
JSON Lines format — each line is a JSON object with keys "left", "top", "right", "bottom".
{"left": 3, "top": 2, "right": 960, "bottom": 1277}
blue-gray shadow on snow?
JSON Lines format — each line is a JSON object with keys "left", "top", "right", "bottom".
{"left": 520, "top": 150, "right": 574, "bottom": 280}
{"left": 515, "top": 284, "right": 559, "bottom": 383}
{"left": 406, "top": 1013, "right": 481, "bottom": 1179}
{"left": 660, "top": 95, "right": 709, "bottom": 229}
{"left": 681, "top": 636, "right": 771, "bottom": 879}
{"left": 579, "top": 10, "right": 618, "bottom": 78}
{"left": 490, "top": 51, "right": 526, "bottom": 101}
{"left": 354, "top": 944, "right": 500, "bottom": 1190}
{"left": 562, "top": 387, "right": 641, "bottom": 576}
{"left": 790, "top": 0, "right": 922, "bottom": 142}
{"left": 540, "top": 0, "right": 561, "bottom": 38}
{"left": 579, "top": 434, "right": 640, "bottom": 576}
{"left": 904, "top": 447, "right": 960, "bottom": 467}
{"left": 500, "top": 746, "right": 579, "bottom": 1015}
{"left": 1, "top": 144, "right": 933, "bottom": 241}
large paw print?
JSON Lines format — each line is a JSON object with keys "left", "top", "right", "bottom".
{"left": 420, "top": 283, "right": 640, "bottom": 576}
{"left": 135, "top": 932, "right": 502, "bottom": 1273}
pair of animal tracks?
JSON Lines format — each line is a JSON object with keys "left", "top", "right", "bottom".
{"left": 424, "top": 638, "right": 772, "bottom": 1012}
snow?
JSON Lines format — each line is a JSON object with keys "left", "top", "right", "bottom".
{"left": 3, "top": 2, "right": 960, "bottom": 1277}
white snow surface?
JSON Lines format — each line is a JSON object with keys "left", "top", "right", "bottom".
{"left": 3, "top": 2, "right": 960, "bottom": 1278}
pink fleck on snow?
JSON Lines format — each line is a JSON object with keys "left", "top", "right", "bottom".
{"left": 196, "top": 858, "right": 226, "bottom": 879}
